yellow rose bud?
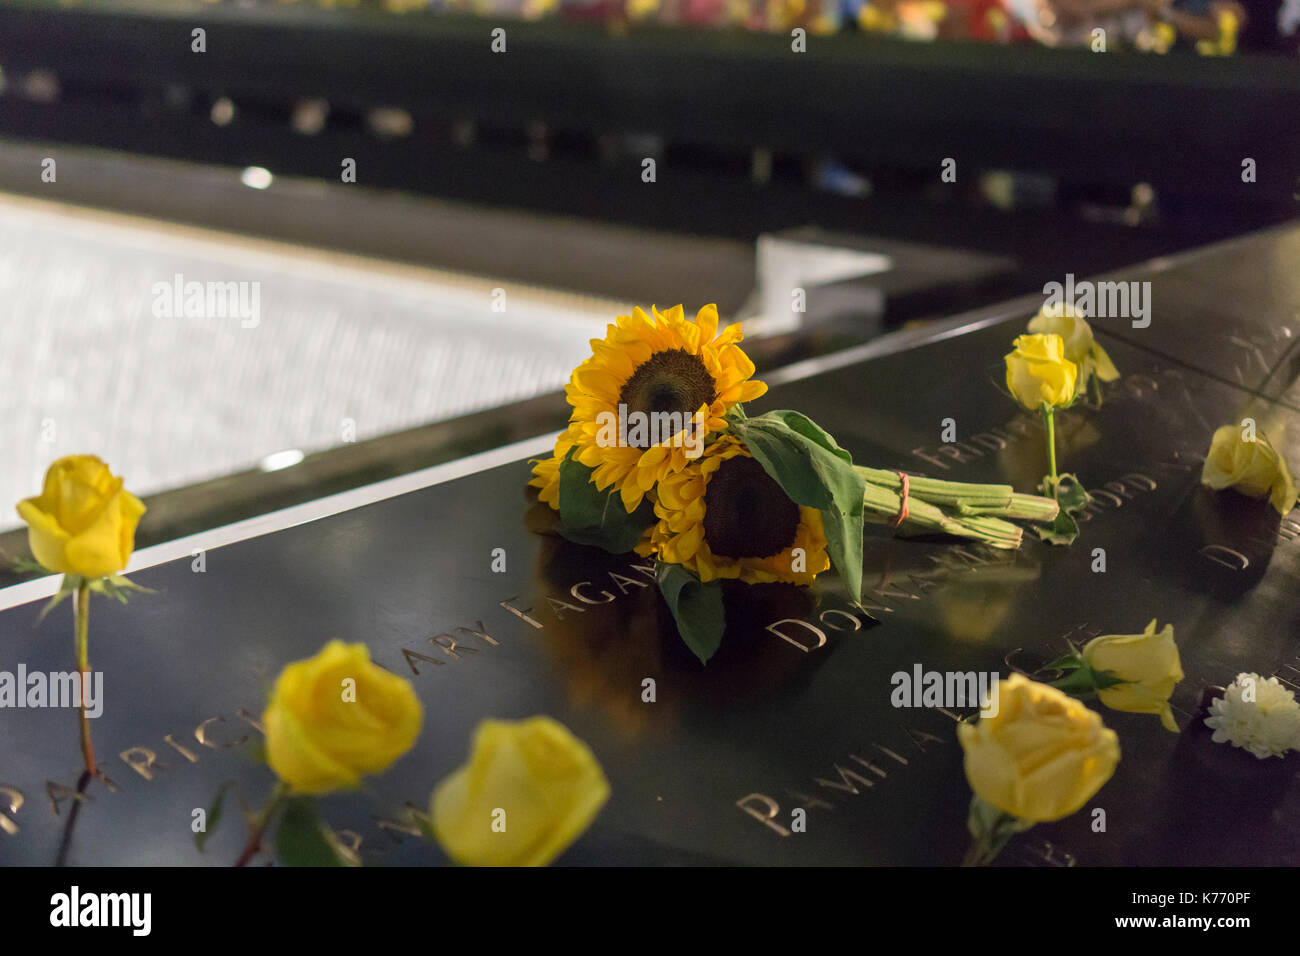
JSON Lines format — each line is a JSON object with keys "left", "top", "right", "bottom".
{"left": 958, "top": 673, "right": 1119, "bottom": 822}
{"left": 1201, "top": 423, "right": 1297, "bottom": 516}
{"left": 16, "top": 455, "right": 146, "bottom": 579}
{"left": 1082, "top": 620, "right": 1183, "bottom": 732}
{"left": 1004, "top": 334, "right": 1078, "bottom": 411}
{"left": 1027, "top": 303, "right": 1120, "bottom": 395}
{"left": 263, "top": 641, "right": 423, "bottom": 795}
{"left": 431, "top": 716, "right": 610, "bottom": 866}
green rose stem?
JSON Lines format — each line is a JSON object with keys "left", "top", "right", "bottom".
{"left": 853, "top": 467, "right": 1059, "bottom": 548}
{"left": 961, "top": 834, "right": 1006, "bottom": 867}
{"left": 962, "top": 796, "right": 1034, "bottom": 867}
{"left": 1043, "top": 405, "right": 1059, "bottom": 487}
{"left": 234, "top": 781, "right": 291, "bottom": 867}
{"left": 73, "top": 580, "right": 96, "bottom": 777}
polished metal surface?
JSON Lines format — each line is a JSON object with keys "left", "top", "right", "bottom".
{"left": 1, "top": 226, "right": 1298, "bottom": 865}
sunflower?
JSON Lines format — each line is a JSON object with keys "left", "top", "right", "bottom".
{"left": 554, "top": 304, "right": 767, "bottom": 512}
{"left": 528, "top": 427, "right": 579, "bottom": 510}
{"left": 648, "top": 436, "right": 830, "bottom": 586}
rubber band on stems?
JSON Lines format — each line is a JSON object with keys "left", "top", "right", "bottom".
{"left": 892, "top": 472, "right": 910, "bottom": 527}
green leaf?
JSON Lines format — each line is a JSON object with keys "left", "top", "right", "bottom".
{"left": 1048, "top": 666, "right": 1102, "bottom": 698}
{"left": 35, "top": 574, "right": 82, "bottom": 624}
{"left": 1035, "top": 510, "right": 1079, "bottom": 546}
{"left": 555, "top": 449, "right": 656, "bottom": 554}
{"left": 730, "top": 411, "right": 864, "bottom": 602}
{"left": 1040, "top": 652, "right": 1085, "bottom": 672}
{"left": 11, "top": 558, "right": 49, "bottom": 575}
{"left": 820, "top": 517, "right": 863, "bottom": 603}
{"left": 1035, "top": 474, "right": 1089, "bottom": 546}
{"left": 1049, "top": 663, "right": 1126, "bottom": 698}
{"left": 276, "top": 797, "right": 352, "bottom": 867}
{"left": 964, "top": 794, "right": 1034, "bottom": 866}
{"left": 195, "top": 781, "right": 235, "bottom": 852}
{"left": 747, "top": 409, "right": 854, "bottom": 463}
{"left": 88, "top": 573, "right": 156, "bottom": 604}
{"left": 655, "top": 562, "right": 725, "bottom": 665}
{"left": 1053, "top": 474, "right": 1089, "bottom": 514}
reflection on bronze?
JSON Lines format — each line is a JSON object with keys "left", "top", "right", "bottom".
{"left": 1149, "top": 686, "right": 1299, "bottom": 865}
{"left": 934, "top": 562, "right": 1041, "bottom": 643}
{"left": 1186, "top": 485, "right": 1282, "bottom": 591}
{"left": 735, "top": 793, "right": 791, "bottom": 837}
{"left": 0, "top": 785, "right": 23, "bottom": 835}
{"left": 498, "top": 598, "right": 545, "bottom": 629}
{"left": 767, "top": 618, "right": 827, "bottom": 652}
{"left": 454, "top": 622, "right": 501, "bottom": 646}
{"left": 235, "top": 708, "right": 265, "bottom": 735}
{"left": 430, "top": 633, "right": 478, "bottom": 660}
{"left": 531, "top": 533, "right": 821, "bottom": 740}
{"left": 53, "top": 770, "right": 95, "bottom": 867}
{"left": 336, "top": 828, "right": 363, "bottom": 863}
{"left": 996, "top": 412, "right": 1101, "bottom": 489}
{"left": 402, "top": 648, "right": 446, "bottom": 674}
{"left": 163, "top": 733, "right": 199, "bottom": 763}
{"left": 195, "top": 715, "right": 250, "bottom": 749}
{"left": 1200, "top": 545, "right": 1250, "bottom": 571}
{"left": 814, "top": 763, "right": 878, "bottom": 795}
{"left": 46, "top": 780, "right": 92, "bottom": 815}
{"left": 119, "top": 747, "right": 164, "bottom": 781}
{"left": 373, "top": 801, "right": 432, "bottom": 842}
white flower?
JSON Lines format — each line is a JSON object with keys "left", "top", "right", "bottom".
{"left": 1204, "top": 673, "right": 1300, "bottom": 759}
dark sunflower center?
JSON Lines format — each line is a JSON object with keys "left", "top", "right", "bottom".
{"left": 617, "top": 349, "right": 716, "bottom": 448}
{"left": 702, "top": 456, "right": 801, "bottom": 559}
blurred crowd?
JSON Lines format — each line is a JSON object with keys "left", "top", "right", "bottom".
{"left": 351, "top": 0, "right": 1300, "bottom": 54}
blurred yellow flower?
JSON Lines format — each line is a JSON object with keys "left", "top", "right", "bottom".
{"left": 431, "top": 716, "right": 609, "bottom": 866}
{"left": 958, "top": 673, "right": 1119, "bottom": 822}
{"left": 264, "top": 641, "right": 423, "bottom": 795}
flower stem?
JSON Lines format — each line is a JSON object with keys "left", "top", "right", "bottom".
{"left": 854, "top": 468, "right": 1059, "bottom": 549}
{"left": 73, "top": 581, "right": 96, "bottom": 778}
{"left": 234, "top": 781, "right": 290, "bottom": 867}
{"left": 1043, "top": 405, "right": 1058, "bottom": 486}
{"left": 961, "top": 840, "right": 986, "bottom": 867}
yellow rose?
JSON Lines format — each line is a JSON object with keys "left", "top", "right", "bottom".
{"left": 1082, "top": 620, "right": 1183, "bottom": 732}
{"left": 16, "top": 455, "right": 146, "bottom": 579}
{"left": 431, "top": 716, "right": 610, "bottom": 866}
{"left": 958, "top": 673, "right": 1119, "bottom": 822}
{"left": 1004, "top": 334, "right": 1078, "bottom": 411}
{"left": 1201, "top": 423, "right": 1297, "bottom": 516}
{"left": 263, "top": 641, "right": 423, "bottom": 795}
{"left": 1027, "top": 303, "right": 1120, "bottom": 396}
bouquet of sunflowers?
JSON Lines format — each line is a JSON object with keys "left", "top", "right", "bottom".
{"left": 530, "top": 305, "right": 1060, "bottom": 663}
